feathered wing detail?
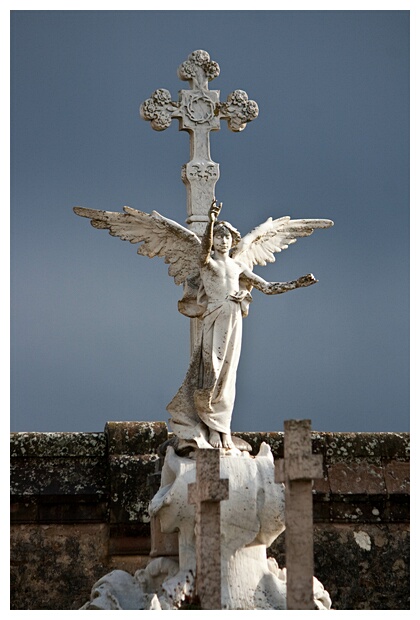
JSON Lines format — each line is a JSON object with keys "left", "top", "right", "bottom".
{"left": 231, "top": 216, "right": 334, "bottom": 269}
{"left": 73, "top": 206, "right": 202, "bottom": 285}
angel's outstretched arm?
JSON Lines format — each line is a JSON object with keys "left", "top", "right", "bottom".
{"left": 241, "top": 266, "right": 317, "bottom": 295}
{"left": 200, "top": 200, "right": 222, "bottom": 265}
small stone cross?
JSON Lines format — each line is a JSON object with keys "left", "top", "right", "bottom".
{"left": 275, "top": 419, "right": 323, "bottom": 610}
{"left": 188, "top": 448, "right": 229, "bottom": 609}
{"left": 140, "top": 49, "right": 258, "bottom": 238}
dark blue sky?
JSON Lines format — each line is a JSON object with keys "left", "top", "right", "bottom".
{"left": 10, "top": 10, "right": 410, "bottom": 433}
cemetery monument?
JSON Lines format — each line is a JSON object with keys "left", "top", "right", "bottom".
{"left": 75, "top": 50, "right": 333, "bottom": 610}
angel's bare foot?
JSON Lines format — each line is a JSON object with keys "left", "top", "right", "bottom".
{"left": 221, "top": 433, "right": 235, "bottom": 449}
{"left": 209, "top": 430, "right": 223, "bottom": 448}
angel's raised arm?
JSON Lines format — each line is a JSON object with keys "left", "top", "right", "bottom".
{"left": 73, "top": 206, "right": 202, "bottom": 285}
{"left": 200, "top": 200, "right": 223, "bottom": 265}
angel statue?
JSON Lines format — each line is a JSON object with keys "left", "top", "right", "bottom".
{"left": 74, "top": 201, "right": 333, "bottom": 452}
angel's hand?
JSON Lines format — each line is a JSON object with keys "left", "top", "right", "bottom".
{"left": 296, "top": 273, "right": 318, "bottom": 287}
{"left": 209, "top": 200, "right": 223, "bottom": 222}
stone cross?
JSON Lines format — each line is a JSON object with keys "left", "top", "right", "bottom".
{"left": 275, "top": 419, "right": 323, "bottom": 610}
{"left": 140, "top": 49, "right": 258, "bottom": 350}
{"left": 140, "top": 49, "right": 258, "bottom": 238}
{"left": 188, "top": 449, "right": 229, "bottom": 609}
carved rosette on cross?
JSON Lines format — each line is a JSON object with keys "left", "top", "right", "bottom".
{"left": 140, "top": 50, "right": 259, "bottom": 237}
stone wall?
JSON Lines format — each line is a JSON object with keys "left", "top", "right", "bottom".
{"left": 10, "top": 423, "right": 409, "bottom": 610}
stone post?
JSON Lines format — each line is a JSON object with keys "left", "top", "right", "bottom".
{"left": 188, "top": 449, "right": 229, "bottom": 609}
{"left": 275, "top": 419, "right": 323, "bottom": 610}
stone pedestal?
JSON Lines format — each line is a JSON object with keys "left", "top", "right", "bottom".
{"left": 80, "top": 442, "right": 331, "bottom": 610}
{"left": 149, "top": 442, "right": 287, "bottom": 609}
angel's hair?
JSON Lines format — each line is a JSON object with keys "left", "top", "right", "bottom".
{"left": 213, "top": 221, "right": 241, "bottom": 247}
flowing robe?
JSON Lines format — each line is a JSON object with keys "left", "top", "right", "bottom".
{"left": 167, "top": 282, "right": 252, "bottom": 448}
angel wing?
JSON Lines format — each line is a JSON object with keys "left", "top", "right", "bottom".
{"left": 73, "top": 206, "right": 202, "bottom": 285}
{"left": 231, "top": 216, "right": 334, "bottom": 269}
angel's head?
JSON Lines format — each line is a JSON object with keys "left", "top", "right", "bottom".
{"left": 213, "top": 221, "right": 241, "bottom": 253}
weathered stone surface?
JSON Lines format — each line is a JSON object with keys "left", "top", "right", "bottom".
{"left": 10, "top": 426, "right": 410, "bottom": 610}
{"left": 327, "top": 462, "right": 387, "bottom": 495}
{"left": 234, "top": 431, "right": 410, "bottom": 463}
{"left": 268, "top": 523, "right": 410, "bottom": 610}
{"left": 312, "top": 474, "right": 330, "bottom": 494}
{"left": 10, "top": 431, "right": 106, "bottom": 457}
{"left": 267, "top": 523, "right": 410, "bottom": 610}
{"left": 108, "top": 529, "right": 153, "bottom": 555}
{"left": 109, "top": 454, "right": 159, "bottom": 525}
{"left": 327, "top": 496, "right": 387, "bottom": 523}
{"left": 383, "top": 461, "right": 410, "bottom": 493}
{"left": 11, "top": 523, "right": 111, "bottom": 610}
{"left": 106, "top": 421, "right": 168, "bottom": 455}
{"left": 106, "top": 424, "right": 165, "bottom": 550}
{"left": 11, "top": 456, "right": 108, "bottom": 497}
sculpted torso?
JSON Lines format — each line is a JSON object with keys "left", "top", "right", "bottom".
{"left": 200, "top": 218, "right": 253, "bottom": 307}
{"left": 201, "top": 256, "right": 245, "bottom": 301}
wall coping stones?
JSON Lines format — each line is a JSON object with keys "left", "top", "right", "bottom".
{"left": 11, "top": 427, "right": 408, "bottom": 461}
{"left": 233, "top": 431, "right": 409, "bottom": 462}
{"left": 106, "top": 421, "right": 168, "bottom": 455}
{"left": 10, "top": 425, "right": 409, "bottom": 527}
{"left": 10, "top": 431, "right": 107, "bottom": 458}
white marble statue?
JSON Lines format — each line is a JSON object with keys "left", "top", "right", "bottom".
{"left": 80, "top": 444, "right": 332, "bottom": 610}
{"left": 75, "top": 49, "right": 334, "bottom": 611}
{"left": 74, "top": 201, "right": 333, "bottom": 451}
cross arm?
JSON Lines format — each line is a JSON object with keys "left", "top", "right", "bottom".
{"left": 218, "top": 90, "right": 259, "bottom": 132}
{"left": 275, "top": 455, "right": 323, "bottom": 483}
{"left": 275, "top": 419, "right": 324, "bottom": 483}
{"left": 187, "top": 448, "right": 230, "bottom": 505}
{"left": 140, "top": 88, "right": 179, "bottom": 131}
{"left": 188, "top": 479, "right": 229, "bottom": 505}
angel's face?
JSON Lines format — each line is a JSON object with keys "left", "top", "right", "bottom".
{"left": 213, "top": 228, "right": 233, "bottom": 254}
